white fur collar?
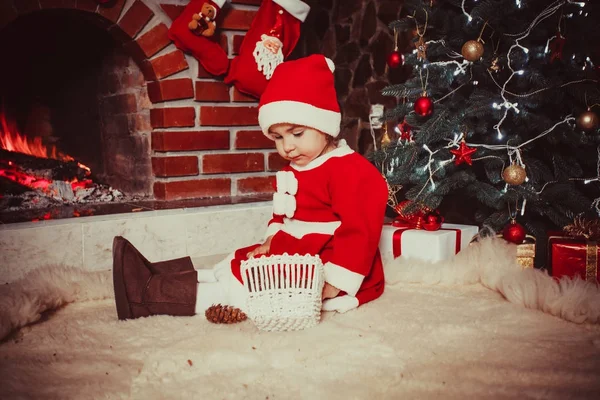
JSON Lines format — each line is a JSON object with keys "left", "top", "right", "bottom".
{"left": 290, "top": 139, "right": 354, "bottom": 171}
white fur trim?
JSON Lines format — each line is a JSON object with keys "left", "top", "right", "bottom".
{"left": 211, "top": 0, "right": 226, "bottom": 9}
{"left": 272, "top": 192, "right": 296, "bottom": 218}
{"left": 281, "top": 218, "right": 341, "bottom": 239}
{"left": 264, "top": 222, "right": 283, "bottom": 240}
{"left": 259, "top": 100, "right": 341, "bottom": 138}
{"left": 272, "top": 192, "right": 286, "bottom": 215}
{"left": 322, "top": 295, "right": 359, "bottom": 313}
{"left": 291, "top": 140, "right": 353, "bottom": 171}
{"left": 286, "top": 172, "right": 298, "bottom": 195}
{"left": 275, "top": 171, "right": 286, "bottom": 192}
{"left": 273, "top": 0, "right": 310, "bottom": 22}
{"left": 284, "top": 194, "right": 296, "bottom": 218}
{"left": 325, "top": 57, "right": 335, "bottom": 73}
{"left": 323, "top": 261, "right": 365, "bottom": 297}
{"left": 275, "top": 171, "right": 297, "bottom": 195}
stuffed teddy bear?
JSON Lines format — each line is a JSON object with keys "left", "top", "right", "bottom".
{"left": 188, "top": 2, "right": 218, "bottom": 37}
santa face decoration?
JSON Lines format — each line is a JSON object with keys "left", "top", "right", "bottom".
{"left": 253, "top": 9, "right": 286, "bottom": 80}
{"left": 262, "top": 35, "right": 283, "bottom": 54}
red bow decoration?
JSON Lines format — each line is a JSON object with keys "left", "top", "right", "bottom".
{"left": 393, "top": 200, "right": 444, "bottom": 231}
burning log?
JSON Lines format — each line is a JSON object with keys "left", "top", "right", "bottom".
{"left": 0, "top": 147, "right": 100, "bottom": 203}
{"left": 0, "top": 148, "right": 90, "bottom": 182}
{"left": 0, "top": 176, "right": 29, "bottom": 195}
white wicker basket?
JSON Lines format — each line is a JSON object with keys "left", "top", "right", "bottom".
{"left": 241, "top": 253, "right": 325, "bottom": 332}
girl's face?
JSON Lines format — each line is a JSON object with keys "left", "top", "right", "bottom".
{"left": 268, "top": 123, "right": 330, "bottom": 167}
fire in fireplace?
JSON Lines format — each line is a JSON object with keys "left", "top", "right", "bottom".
{"left": 0, "top": 8, "right": 153, "bottom": 216}
{"left": 0, "top": 104, "right": 107, "bottom": 203}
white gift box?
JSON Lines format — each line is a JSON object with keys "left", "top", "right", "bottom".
{"left": 379, "top": 223, "right": 479, "bottom": 263}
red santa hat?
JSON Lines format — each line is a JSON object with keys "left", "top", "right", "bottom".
{"left": 258, "top": 54, "right": 341, "bottom": 138}
{"left": 207, "top": 0, "right": 226, "bottom": 17}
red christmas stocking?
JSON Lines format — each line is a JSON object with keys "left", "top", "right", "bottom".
{"left": 224, "top": 0, "right": 310, "bottom": 98}
{"left": 168, "top": 0, "right": 229, "bottom": 76}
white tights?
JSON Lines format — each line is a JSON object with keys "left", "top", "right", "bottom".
{"left": 193, "top": 252, "right": 247, "bottom": 314}
{"left": 195, "top": 282, "right": 229, "bottom": 314}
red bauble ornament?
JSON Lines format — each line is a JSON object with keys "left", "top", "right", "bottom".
{"left": 414, "top": 95, "right": 434, "bottom": 117}
{"left": 422, "top": 211, "right": 444, "bottom": 231}
{"left": 387, "top": 51, "right": 404, "bottom": 68}
{"left": 449, "top": 141, "right": 477, "bottom": 166}
{"left": 502, "top": 220, "right": 526, "bottom": 244}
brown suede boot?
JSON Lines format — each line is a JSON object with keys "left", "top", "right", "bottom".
{"left": 112, "top": 236, "right": 198, "bottom": 320}
{"left": 111, "top": 235, "right": 194, "bottom": 275}
{"left": 129, "top": 270, "right": 198, "bottom": 318}
{"left": 150, "top": 257, "right": 195, "bottom": 274}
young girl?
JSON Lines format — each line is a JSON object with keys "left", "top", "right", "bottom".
{"left": 112, "top": 54, "right": 389, "bottom": 320}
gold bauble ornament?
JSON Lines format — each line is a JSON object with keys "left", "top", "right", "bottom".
{"left": 576, "top": 110, "right": 599, "bottom": 132}
{"left": 502, "top": 164, "right": 527, "bottom": 185}
{"left": 461, "top": 40, "right": 484, "bottom": 62}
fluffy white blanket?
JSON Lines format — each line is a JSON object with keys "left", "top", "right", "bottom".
{"left": 1, "top": 238, "right": 599, "bottom": 399}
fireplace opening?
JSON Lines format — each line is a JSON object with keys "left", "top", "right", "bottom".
{"left": 0, "top": 9, "right": 153, "bottom": 217}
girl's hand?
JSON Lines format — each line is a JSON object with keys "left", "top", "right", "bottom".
{"left": 246, "top": 236, "right": 273, "bottom": 258}
{"left": 246, "top": 244, "right": 270, "bottom": 258}
{"left": 322, "top": 283, "right": 341, "bottom": 300}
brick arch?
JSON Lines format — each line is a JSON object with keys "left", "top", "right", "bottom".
{"left": 0, "top": 0, "right": 190, "bottom": 86}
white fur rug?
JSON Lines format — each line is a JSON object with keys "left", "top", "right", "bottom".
{"left": 1, "top": 238, "right": 600, "bottom": 399}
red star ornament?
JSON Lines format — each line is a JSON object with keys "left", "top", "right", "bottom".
{"left": 450, "top": 141, "right": 477, "bottom": 166}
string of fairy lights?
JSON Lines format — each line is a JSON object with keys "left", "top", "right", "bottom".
{"left": 381, "top": 0, "right": 600, "bottom": 219}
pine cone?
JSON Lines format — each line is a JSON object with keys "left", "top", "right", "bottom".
{"left": 205, "top": 304, "right": 247, "bottom": 324}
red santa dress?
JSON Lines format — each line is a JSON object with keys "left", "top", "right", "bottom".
{"left": 221, "top": 140, "right": 388, "bottom": 313}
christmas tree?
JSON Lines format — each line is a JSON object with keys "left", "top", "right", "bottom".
{"left": 373, "top": 0, "right": 600, "bottom": 262}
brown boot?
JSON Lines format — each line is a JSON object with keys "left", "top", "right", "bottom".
{"left": 112, "top": 236, "right": 198, "bottom": 320}
{"left": 111, "top": 235, "right": 194, "bottom": 275}
{"left": 150, "top": 256, "right": 195, "bottom": 274}
{"left": 129, "top": 270, "right": 198, "bottom": 318}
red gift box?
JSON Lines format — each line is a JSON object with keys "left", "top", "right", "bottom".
{"left": 548, "top": 235, "right": 600, "bottom": 282}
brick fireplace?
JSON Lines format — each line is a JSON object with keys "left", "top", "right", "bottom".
{"left": 0, "top": 0, "right": 279, "bottom": 206}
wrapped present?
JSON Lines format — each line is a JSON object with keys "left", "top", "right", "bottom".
{"left": 379, "top": 221, "right": 479, "bottom": 263}
{"left": 516, "top": 235, "right": 536, "bottom": 269}
{"left": 548, "top": 217, "right": 600, "bottom": 282}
